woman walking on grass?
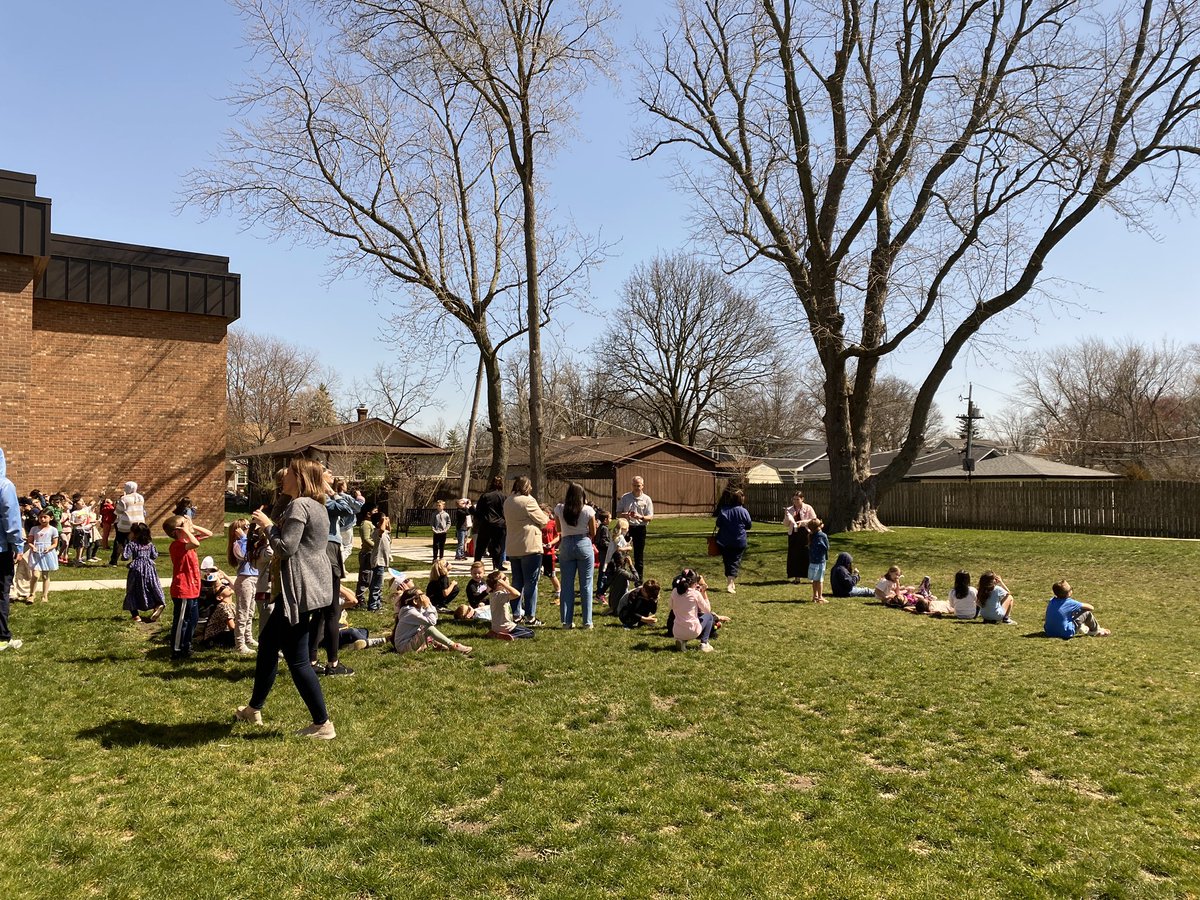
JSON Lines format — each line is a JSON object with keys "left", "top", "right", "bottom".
{"left": 235, "top": 457, "right": 337, "bottom": 740}
{"left": 714, "top": 487, "right": 751, "bottom": 594}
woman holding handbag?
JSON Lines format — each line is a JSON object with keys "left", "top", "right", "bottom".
{"left": 713, "top": 486, "right": 751, "bottom": 594}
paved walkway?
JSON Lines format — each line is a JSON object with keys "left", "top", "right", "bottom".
{"left": 49, "top": 537, "right": 489, "bottom": 591}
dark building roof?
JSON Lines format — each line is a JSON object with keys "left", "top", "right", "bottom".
{"left": 501, "top": 435, "right": 729, "bottom": 472}
{"left": 915, "top": 453, "right": 1116, "bottom": 479}
{"left": 239, "top": 418, "right": 442, "bottom": 459}
{"left": 0, "top": 168, "right": 240, "bottom": 320}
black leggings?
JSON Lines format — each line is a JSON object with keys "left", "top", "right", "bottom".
{"left": 249, "top": 603, "right": 328, "bottom": 725}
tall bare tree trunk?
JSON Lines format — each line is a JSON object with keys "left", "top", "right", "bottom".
{"left": 521, "top": 157, "right": 545, "bottom": 498}
{"left": 459, "top": 353, "right": 485, "bottom": 498}
{"left": 482, "top": 346, "right": 508, "bottom": 484}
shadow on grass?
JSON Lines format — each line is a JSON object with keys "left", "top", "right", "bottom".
{"left": 629, "top": 641, "right": 682, "bottom": 653}
{"left": 77, "top": 718, "right": 243, "bottom": 748}
{"left": 141, "top": 664, "right": 249, "bottom": 682}
{"left": 1021, "top": 631, "right": 1051, "bottom": 639}
{"left": 754, "top": 599, "right": 805, "bottom": 605}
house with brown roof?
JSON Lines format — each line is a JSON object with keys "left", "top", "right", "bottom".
{"left": 237, "top": 408, "right": 451, "bottom": 507}
{"left": 487, "top": 435, "right": 732, "bottom": 515}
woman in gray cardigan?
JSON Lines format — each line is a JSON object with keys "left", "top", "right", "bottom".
{"left": 235, "top": 458, "right": 336, "bottom": 739}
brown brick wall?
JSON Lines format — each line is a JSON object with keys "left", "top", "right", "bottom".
{"left": 3, "top": 294, "right": 229, "bottom": 531}
{"left": 0, "top": 254, "right": 34, "bottom": 477}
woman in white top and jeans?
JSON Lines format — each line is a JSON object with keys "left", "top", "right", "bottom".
{"left": 554, "top": 483, "right": 597, "bottom": 629}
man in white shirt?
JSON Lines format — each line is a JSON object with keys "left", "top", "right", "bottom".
{"left": 615, "top": 476, "right": 653, "bottom": 579}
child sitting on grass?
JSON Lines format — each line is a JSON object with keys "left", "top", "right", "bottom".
{"left": 426, "top": 558, "right": 459, "bottom": 609}
{"left": 392, "top": 586, "right": 471, "bottom": 655}
{"left": 486, "top": 570, "right": 533, "bottom": 640}
{"left": 464, "top": 560, "right": 489, "bottom": 608}
{"left": 1044, "top": 580, "right": 1111, "bottom": 639}
{"left": 606, "top": 548, "right": 640, "bottom": 613}
{"left": 978, "top": 570, "right": 1017, "bottom": 625}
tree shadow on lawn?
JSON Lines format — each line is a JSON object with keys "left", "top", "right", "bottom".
{"left": 76, "top": 718, "right": 272, "bottom": 749}
{"left": 141, "top": 664, "right": 249, "bottom": 682}
{"left": 629, "top": 641, "right": 686, "bottom": 653}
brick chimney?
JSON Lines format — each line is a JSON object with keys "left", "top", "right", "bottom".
{"left": 356, "top": 405, "right": 369, "bottom": 422}
{"left": 288, "top": 420, "right": 303, "bottom": 436}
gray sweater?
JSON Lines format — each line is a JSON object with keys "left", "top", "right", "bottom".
{"left": 270, "top": 496, "right": 334, "bottom": 624}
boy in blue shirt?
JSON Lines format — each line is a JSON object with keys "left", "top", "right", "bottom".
{"left": 1044, "top": 581, "right": 1111, "bottom": 639}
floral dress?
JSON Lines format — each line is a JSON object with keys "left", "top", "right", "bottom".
{"left": 123, "top": 541, "right": 164, "bottom": 614}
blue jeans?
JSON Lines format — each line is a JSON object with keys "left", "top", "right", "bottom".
{"left": 559, "top": 534, "right": 594, "bottom": 628}
{"left": 455, "top": 527, "right": 468, "bottom": 558}
{"left": 509, "top": 553, "right": 542, "bottom": 620}
{"left": 698, "top": 612, "right": 716, "bottom": 643}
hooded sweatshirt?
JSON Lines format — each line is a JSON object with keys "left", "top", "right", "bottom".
{"left": 0, "top": 448, "right": 25, "bottom": 556}
{"left": 116, "top": 482, "right": 145, "bottom": 531}
{"left": 830, "top": 552, "right": 859, "bottom": 597}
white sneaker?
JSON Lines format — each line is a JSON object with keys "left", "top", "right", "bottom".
{"left": 234, "top": 705, "right": 263, "bottom": 725}
{"left": 246, "top": 638, "right": 259, "bottom": 648}
{"left": 296, "top": 720, "right": 336, "bottom": 740}
{"left": 0, "top": 639, "right": 21, "bottom": 651}
{"left": 700, "top": 642, "right": 715, "bottom": 653}
{"left": 726, "top": 583, "right": 736, "bottom": 594}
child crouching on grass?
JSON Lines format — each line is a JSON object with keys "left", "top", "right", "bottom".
{"left": 392, "top": 586, "right": 472, "bottom": 655}
{"left": 486, "top": 570, "right": 534, "bottom": 640}
{"left": 669, "top": 568, "right": 731, "bottom": 653}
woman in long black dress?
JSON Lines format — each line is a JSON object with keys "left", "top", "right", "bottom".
{"left": 784, "top": 491, "right": 816, "bottom": 583}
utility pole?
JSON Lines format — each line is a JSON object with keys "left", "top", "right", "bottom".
{"left": 957, "top": 385, "right": 985, "bottom": 481}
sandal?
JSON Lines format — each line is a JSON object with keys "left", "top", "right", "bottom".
{"left": 451, "top": 642, "right": 473, "bottom": 655}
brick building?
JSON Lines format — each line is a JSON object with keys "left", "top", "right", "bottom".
{"left": 0, "top": 169, "right": 239, "bottom": 529}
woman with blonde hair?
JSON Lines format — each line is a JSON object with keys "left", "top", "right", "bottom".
{"left": 503, "top": 475, "right": 549, "bottom": 626}
{"left": 235, "top": 457, "right": 337, "bottom": 739}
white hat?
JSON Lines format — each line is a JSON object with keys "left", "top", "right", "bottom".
{"left": 200, "top": 556, "right": 218, "bottom": 571}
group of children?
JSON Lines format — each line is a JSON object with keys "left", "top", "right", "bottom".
{"left": 12, "top": 491, "right": 119, "bottom": 602}
{"left": 823, "top": 553, "right": 1111, "bottom": 639}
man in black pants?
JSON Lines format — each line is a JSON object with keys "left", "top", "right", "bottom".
{"left": 616, "top": 476, "right": 654, "bottom": 580}
{"left": 472, "top": 475, "right": 508, "bottom": 570}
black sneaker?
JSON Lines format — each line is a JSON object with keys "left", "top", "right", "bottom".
{"left": 312, "top": 662, "right": 327, "bottom": 675}
{"left": 326, "top": 662, "right": 355, "bottom": 677}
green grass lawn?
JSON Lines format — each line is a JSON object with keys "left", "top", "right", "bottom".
{"left": 2, "top": 521, "right": 1197, "bottom": 898}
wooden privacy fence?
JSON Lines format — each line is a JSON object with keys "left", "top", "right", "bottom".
{"left": 744, "top": 480, "right": 1200, "bottom": 539}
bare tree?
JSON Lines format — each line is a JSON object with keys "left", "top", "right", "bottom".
{"left": 712, "top": 364, "right": 822, "bottom": 458}
{"left": 226, "top": 329, "right": 321, "bottom": 452}
{"left": 353, "top": 362, "right": 438, "bottom": 428}
{"left": 344, "top": 0, "right": 616, "bottom": 497}
{"left": 638, "top": 0, "right": 1200, "bottom": 530}
{"left": 866, "top": 376, "right": 946, "bottom": 450}
{"left": 604, "top": 252, "right": 778, "bottom": 446}
{"left": 187, "top": 0, "right": 602, "bottom": 483}
{"left": 1015, "top": 338, "right": 1200, "bottom": 477}
{"left": 984, "top": 405, "right": 1041, "bottom": 454}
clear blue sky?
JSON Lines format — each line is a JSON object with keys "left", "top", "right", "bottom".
{"left": 3, "top": 0, "right": 1196, "bottom": 438}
